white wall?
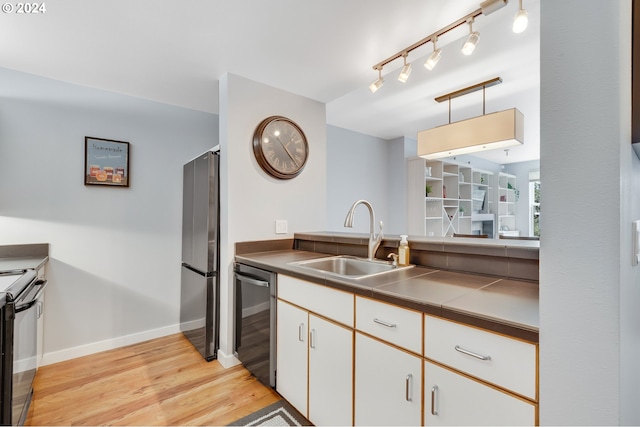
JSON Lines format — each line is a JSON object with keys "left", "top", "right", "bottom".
{"left": 539, "top": 1, "right": 639, "bottom": 424}
{"left": 0, "top": 68, "right": 218, "bottom": 363}
{"left": 217, "top": 73, "right": 326, "bottom": 365}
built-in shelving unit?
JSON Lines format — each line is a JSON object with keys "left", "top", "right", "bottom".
{"left": 498, "top": 172, "right": 518, "bottom": 237}
{"left": 408, "top": 158, "right": 495, "bottom": 237}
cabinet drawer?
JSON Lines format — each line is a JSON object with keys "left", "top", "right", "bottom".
{"left": 356, "top": 296, "right": 422, "bottom": 354}
{"left": 278, "top": 274, "right": 354, "bottom": 327}
{"left": 425, "top": 360, "right": 536, "bottom": 426}
{"left": 424, "top": 315, "right": 537, "bottom": 400}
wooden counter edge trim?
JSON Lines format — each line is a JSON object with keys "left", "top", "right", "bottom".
{"left": 440, "top": 308, "right": 539, "bottom": 343}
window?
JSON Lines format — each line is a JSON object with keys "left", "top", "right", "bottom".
{"left": 529, "top": 171, "right": 540, "bottom": 237}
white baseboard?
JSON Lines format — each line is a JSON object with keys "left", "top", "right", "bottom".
{"left": 40, "top": 324, "right": 182, "bottom": 366}
{"left": 216, "top": 348, "right": 241, "bottom": 368}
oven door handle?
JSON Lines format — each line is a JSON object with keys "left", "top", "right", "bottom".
{"left": 15, "top": 279, "right": 48, "bottom": 313}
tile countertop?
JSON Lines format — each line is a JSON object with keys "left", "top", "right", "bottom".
{"left": 235, "top": 249, "right": 539, "bottom": 343}
{"left": 0, "top": 243, "right": 49, "bottom": 272}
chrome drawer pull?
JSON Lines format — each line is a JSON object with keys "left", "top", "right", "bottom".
{"left": 431, "top": 385, "right": 438, "bottom": 415}
{"left": 373, "top": 318, "right": 397, "bottom": 328}
{"left": 455, "top": 345, "right": 491, "bottom": 361}
{"left": 310, "top": 329, "right": 316, "bottom": 349}
{"left": 405, "top": 374, "right": 413, "bottom": 402}
{"left": 298, "top": 323, "right": 305, "bottom": 342}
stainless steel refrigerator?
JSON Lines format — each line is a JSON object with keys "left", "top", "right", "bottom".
{"left": 180, "top": 149, "right": 220, "bottom": 361}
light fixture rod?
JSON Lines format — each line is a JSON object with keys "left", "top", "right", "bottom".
{"left": 434, "top": 77, "right": 502, "bottom": 103}
{"left": 372, "top": 8, "right": 483, "bottom": 71}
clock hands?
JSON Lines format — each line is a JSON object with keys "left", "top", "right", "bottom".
{"left": 275, "top": 135, "right": 301, "bottom": 168}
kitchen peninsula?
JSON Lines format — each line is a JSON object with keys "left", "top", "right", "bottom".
{"left": 235, "top": 232, "right": 539, "bottom": 426}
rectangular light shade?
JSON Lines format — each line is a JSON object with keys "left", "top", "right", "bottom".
{"left": 417, "top": 108, "right": 524, "bottom": 160}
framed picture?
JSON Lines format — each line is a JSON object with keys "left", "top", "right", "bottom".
{"left": 84, "top": 137, "right": 130, "bottom": 187}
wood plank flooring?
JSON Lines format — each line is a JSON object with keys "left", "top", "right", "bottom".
{"left": 25, "top": 333, "right": 281, "bottom": 426}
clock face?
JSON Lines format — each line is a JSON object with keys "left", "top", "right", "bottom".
{"left": 253, "top": 116, "right": 309, "bottom": 179}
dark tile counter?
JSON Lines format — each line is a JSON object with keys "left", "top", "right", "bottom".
{"left": 235, "top": 246, "right": 539, "bottom": 343}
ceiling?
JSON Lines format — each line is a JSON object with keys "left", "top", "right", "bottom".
{"left": 0, "top": 0, "right": 539, "bottom": 164}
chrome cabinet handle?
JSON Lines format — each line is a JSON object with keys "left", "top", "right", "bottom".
{"left": 374, "top": 318, "right": 397, "bottom": 328}
{"left": 298, "top": 323, "right": 305, "bottom": 342}
{"left": 405, "top": 374, "right": 412, "bottom": 402}
{"left": 455, "top": 345, "right": 491, "bottom": 361}
{"left": 431, "top": 385, "right": 439, "bottom": 415}
{"left": 310, "top": 329, "right": 316, "bottom": 349}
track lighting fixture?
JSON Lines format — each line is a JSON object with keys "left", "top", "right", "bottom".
{"left": 424, "top": 37, "right": 441, "bottom": 71}
{"left": 461, "top": 18, "right": 480, "bottom": 56}
{"left": 512, "top": 0, "right": 528, "bottom": 33}
{"left": 480, "top": 0, "right": 507, "bottom": 16}
{"left": 369, "top": 67, "right": 384, "bottom": 93}
{"left": 397, "top": 53, "right": 412, "bottom": 83}
{"left": 368, "top": 0, "right": 513, "bottom": 93}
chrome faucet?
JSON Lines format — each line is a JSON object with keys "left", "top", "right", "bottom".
{"left": 344, "top": 199, "right": 383, "bottom": 260}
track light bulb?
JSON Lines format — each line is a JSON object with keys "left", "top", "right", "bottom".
{"left": 369, "top": 68, "right": 384, "bottom": 93}
{"left": 461, "top": 19, "right": 479, "bottom": 56}
{"left": 512, "top": 0, "right": 528, "bottom": 33}
{"left": 424, "top": 37, "right": 441, "bottom": 71}
{"left": 398, "top": 54, "right": 412, "bottom": 83}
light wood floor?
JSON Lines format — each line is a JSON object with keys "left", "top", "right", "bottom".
{"left": 25, "top": 333, "right": 281, "bottom": 426}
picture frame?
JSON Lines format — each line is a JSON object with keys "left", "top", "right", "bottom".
{"left": 84, "top": 136, "right": 130, "bottom": 187}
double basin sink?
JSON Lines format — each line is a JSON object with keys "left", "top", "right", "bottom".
{"left": 290, "top": 255, "right": 413, "bottom": 280}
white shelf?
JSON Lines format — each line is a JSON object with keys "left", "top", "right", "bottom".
{"left": 409, "top": 158, "right": 496, "bottom": 238}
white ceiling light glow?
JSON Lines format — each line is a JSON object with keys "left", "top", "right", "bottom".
{"left": 369, "top": 67, "right": 384, "bottom": 93}
{"left": 461, "top": 18, "right": 480, "bottom": 56}
{"left": 397, "top": 53, "right": 412, "bottom": 83}
{"left": 368, "top": 0, "right": 514, "bottom": 93}
{"left": 424, "top": 37, "right": 441, "bottom": 71}
{"left": 512, "top": 0, "right": 529, "bottom": 33}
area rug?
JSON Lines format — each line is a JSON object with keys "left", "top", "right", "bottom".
{"left": 228, "top": 399, "right": 311, "bottom": 426}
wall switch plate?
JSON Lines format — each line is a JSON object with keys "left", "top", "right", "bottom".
{"left": 275, "top": 219, "right": 288, "bottom": 234}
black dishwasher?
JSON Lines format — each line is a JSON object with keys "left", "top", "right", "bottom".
{"left": 234, "top": 263, "right": 276, "bottom": 388}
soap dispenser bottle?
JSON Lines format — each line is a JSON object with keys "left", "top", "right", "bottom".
{"left": 398, "top": 235, "right": 410, "bottom": 266}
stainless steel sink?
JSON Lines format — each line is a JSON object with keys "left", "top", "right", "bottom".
{"left": 290, "top": 255, "right": 413, "bottom": 279}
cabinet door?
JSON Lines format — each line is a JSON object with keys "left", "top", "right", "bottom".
{"left": 355, "top": 333, "right": 421, "bottom": 426}
{"left": 276, "top": 300, "right": 308, "bottom": 416}
{"left": 308, "top": 314, "right": 353, "bottom": 426}
{"left": 425, "top": 361, "right": 536, "bottom": 426}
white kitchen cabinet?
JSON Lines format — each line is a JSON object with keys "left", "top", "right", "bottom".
{"left": 308, "top": 314, "right": 353, "bottom": 426}
{"left": 354, "top": 332, "right": 421, "bottom": 426}
{"left": 424, "top": 360, "right": 536, "bottom": 426}
{"left": 276, "top": 299, "right": 308, "bottom": 415}
{"left": 276, "top": 275, "right": 354, "bottom": 426}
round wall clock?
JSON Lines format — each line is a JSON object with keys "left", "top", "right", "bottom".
{"left": 252, "top": 116, "right": 309, "bottom": 180}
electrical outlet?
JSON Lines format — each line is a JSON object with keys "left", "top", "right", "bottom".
{"left": 275, "top": 219, "right": 288, "bottom": 234}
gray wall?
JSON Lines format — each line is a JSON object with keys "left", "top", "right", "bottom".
{"left": 0, "top": 67, "right": 217, "bottom": 362}
{"left": 540, "top": 1, "right": 640, "bottom": 424}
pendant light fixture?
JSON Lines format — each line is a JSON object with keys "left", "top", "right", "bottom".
{"left": 417, "top": 77, "right": 524, "bottom": 160}
{"left": 424, "top": 36, "right": 441, "bottom": 71}
{"left": 512, "top": 0, "right": 528, "bottom": 33}
{"left": 461, "top": 18, "right": 480, "bottom": 56}
{"left": 369, "top": 66, "right": 384, "bottom": 93}
{"left": 397, "top": 53, "right": 412, "bottom": 83}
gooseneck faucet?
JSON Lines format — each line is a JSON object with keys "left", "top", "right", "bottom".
{"left": 344, "top": 199, "right": 383, "bottom": 260}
